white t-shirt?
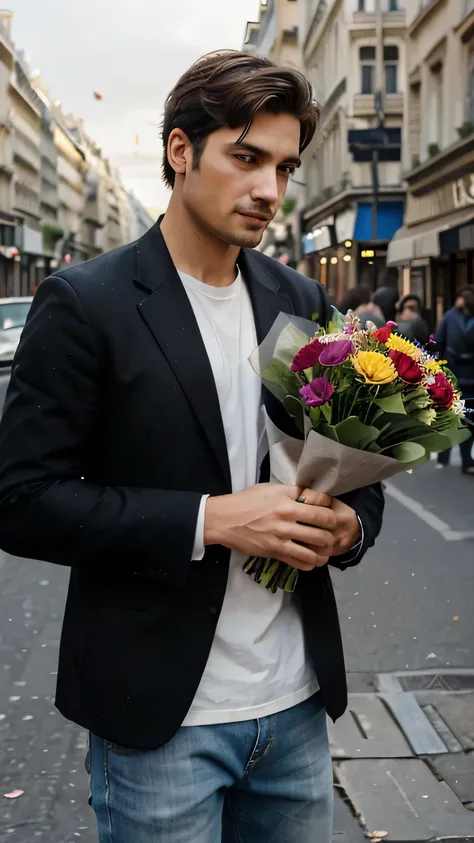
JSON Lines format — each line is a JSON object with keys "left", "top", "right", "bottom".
{"left": 178, "top": 269, "right": 318, "bottom": 727}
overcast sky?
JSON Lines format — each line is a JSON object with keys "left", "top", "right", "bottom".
{"left": 9, "top": 0, "right": 260, "bottom": 212}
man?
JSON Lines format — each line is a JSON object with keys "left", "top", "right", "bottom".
{"left": 0, "top": 51, "right": 384, "bottom": 842}
{"left": 395, "top": 294, "right": 430, "bottom": 345}
{"left": 436, "top": 286, "right": 474, "bottom": 475}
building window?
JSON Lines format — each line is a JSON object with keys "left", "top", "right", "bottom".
{"left": 387, "top": 0, "right": 398, "bottom": 9}
{"left": 429, "top": 62, "right": 443, "bottom": 148}
{"left": 360, "top": 46, "right": 375, "bottom": 94}
{"left": 384, "top": 46, "right": 398, "bottom": 94}
{"left": 358, "top": 0, "right": 365, "bottom": 10}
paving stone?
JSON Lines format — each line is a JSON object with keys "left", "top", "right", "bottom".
{"left": 333, "top": 787, "right": 366, "bottom": 842}
{"left": 422, "top": 703, "right": 463, "bottom": 753}
{"left": 329, "top": 694, "right": 413, "bottom": 759}
{"left": 434, "top": 695, "right": 474, "bottom": 751}
{"left": 430, "top": 753, "right": 474, "bottom": 806}
{"left": 336, "top": 758, "right": 474, "bottom": 842}
{"left": 381, "top": 693, "right": 448, "bottom": 756}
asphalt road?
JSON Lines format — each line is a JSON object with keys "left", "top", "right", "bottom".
{"left": 0, "top": 367, "right": 473, "bottom": 841}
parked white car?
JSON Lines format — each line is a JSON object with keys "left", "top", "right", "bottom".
{"left": 0, "top": 297, "right": 34, "bottom": 363}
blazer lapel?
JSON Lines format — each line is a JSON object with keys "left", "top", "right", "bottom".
{"left": 238, "top": 249, "right": 294, "bottom": 344}
{"left": 133, "top": 221, "right": 231, "bottom": 490}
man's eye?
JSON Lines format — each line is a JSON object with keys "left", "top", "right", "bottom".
{"left": 235, "top": 154, "right": 255, "bottom": 164}
{"left": 280, "top": 165, "right": 296, "bottom": 176}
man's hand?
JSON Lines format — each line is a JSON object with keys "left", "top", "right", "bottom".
{"left": 329, "top": 497, "right": 361, "bottom": 556}
{"left": 204, "top": 484, "right": 337, "bottom": 572}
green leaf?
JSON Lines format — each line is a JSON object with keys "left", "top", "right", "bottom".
{"left": 309, "top": 406, "right": 321, "bottom": 428}
{"left": 332, "top": 417, "right": 381, "bottom": 450}
{"left": 311, "top": 311, "right": 320, "bottom": 323}
{"left": 319, "top": 422, "right": 339, "bottom": 442}
{"left": 320, "top": 402, "right": 332, "bottom": 423}
{"left": 391, "top": 441, "right": 428, "bottom": 468}
{"left": 373, "top": 413, "right": 432, "bottom": 450}
{"left": 374, "top": 392, "right": 407, "bottom": 415}
{"left": 411, "top": 429, "right": 453, "bottom": 453}
{"left": 283, "top": 395, "right": 305, "bottom": 434}
{"left": 403, "top": 385, "right": 433, "bottom": 413}
{"left": 261, "top": 359, "right": 300, "bottom": 400}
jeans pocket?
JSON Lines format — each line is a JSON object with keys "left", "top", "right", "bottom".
{"left": 106, "top": 741, "right": 143, "bottom": 756}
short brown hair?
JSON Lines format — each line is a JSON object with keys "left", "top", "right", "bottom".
{"left": 161, "top": 50, "right": 320, "bottom": 188}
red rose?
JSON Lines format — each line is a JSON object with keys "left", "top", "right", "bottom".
{"left": 291, "top": 338, "right": 324, "bottom": 372}
{"left": 388, "top": 350, "right": 423, "bottom": 384}
{"left": 427, "top": 372, "right": 455, "bottom": 409}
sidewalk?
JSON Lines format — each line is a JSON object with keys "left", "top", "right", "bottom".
{"left": 332, "top": 669, "right": 474, "bottom": 842}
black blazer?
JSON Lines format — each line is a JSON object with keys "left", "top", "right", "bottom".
{"left": 0, "top": 220, "right": 384, "bottom": 749}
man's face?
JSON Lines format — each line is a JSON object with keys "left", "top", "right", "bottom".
{"left": 177, "top": 111, "right": 301, "bottom": 248}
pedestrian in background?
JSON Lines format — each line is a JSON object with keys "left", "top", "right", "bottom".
{"left": 338, "top": 285, "right": 385, "bottom": 327}
{"left": 0, "top": 51, "right": 384, "bottom": 843}
{"left": 372, "top": 285, "right": 399, "bottom": 324}
{"left": 395, "top": 294, "right": 430, "bottom": 346}
{"left": 436, "top": 286, "right": 474, "bottom": 475}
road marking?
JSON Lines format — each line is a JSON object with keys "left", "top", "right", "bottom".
{"left": 384, "top": 482, "right": 474, "bottom": 542}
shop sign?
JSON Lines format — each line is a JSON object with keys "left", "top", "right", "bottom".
{"left": 406, "top": 173, "right": 474, "bottom": 225}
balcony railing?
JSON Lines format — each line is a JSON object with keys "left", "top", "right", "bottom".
{"left": 14, "top": 130, "right": 41, "bottom": 173}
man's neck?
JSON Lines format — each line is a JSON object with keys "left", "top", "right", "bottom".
{"left": 160, "top": 198, "right": 240, "bottom": 288}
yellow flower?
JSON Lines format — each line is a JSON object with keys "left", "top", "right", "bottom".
{"left": 424, "top": 358, "right": 447, "bottom": 376}
{"left": 387, "top": 334, "right": 422, "bottom": 360}
{"left": 352, "top": 351, "right": 397, "bottom": 384}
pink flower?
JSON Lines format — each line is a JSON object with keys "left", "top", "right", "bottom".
{"left": 299, "top": 377, "right": 334, "bottom": 407}
{"left": 291, "top": 338, "right": 324, "bottom": 372}
{"left": 318, "top": 339, "right": 353, "bottom": 366}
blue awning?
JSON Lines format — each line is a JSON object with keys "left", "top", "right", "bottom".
{"left": 353, "top": 201, "right": 404, "bottom": 242}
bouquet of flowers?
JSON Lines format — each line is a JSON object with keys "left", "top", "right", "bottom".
{"left": 245, "top": 308, "right": 471, "bottom": 593}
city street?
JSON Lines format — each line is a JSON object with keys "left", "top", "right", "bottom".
{"left": 0, "top": 362, "right": 473, "bottom": 840}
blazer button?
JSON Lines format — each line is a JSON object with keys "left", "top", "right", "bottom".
{"left": 209, "top": 606, "right": 218, "bottom": 616}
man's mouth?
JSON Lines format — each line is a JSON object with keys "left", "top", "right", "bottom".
{"left": 237, "top": 211, "right": 271, "bottom": 227}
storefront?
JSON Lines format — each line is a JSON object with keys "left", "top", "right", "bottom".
{"left": 301, "top": 200, "right": 403, "bottom": 304}
{"left": 387, "top": 139, "right": 474, "bottom": 325}
{"left": 15, "top": 223, "right": 51, "bottom": 295}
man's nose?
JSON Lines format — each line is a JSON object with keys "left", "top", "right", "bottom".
{"left": 250, "top": 167, "right": 280, "bottom": 207}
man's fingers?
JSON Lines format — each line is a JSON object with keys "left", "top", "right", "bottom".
{"left": 300, "top": 489, "right": 333, "bottom": 509}
{"left": 293, "top": 502, "right": 337, "bottom": 531}
{"left": 291, "top": 524, "right": 336, "bottom": 552}
{"left": 273, "top": 541, "right": 330, "bottom": 571}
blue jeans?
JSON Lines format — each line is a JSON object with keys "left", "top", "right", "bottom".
{"left": 89, "top": 693, "right": 333, "bottom": 843}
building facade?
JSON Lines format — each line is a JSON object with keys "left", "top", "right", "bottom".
{"left": 244, "top": 0, "right": 304, "bottom": 266}
{"left": 387, "top": 0, "right": 474, "bottom": 325}
{"left": 0, "top": 10, "right": 154, "bottom": 297}
{"left": 0, "top": 10, "right": 17, "bottom": 296}
{"left": 300, "top": 0, "right": 406, "bottom": 303}
{"left": 10, "top": 54, "right": 47, "bottom": 294}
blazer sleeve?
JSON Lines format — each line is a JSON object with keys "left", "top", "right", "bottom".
{"left": 0, "top": 276, "right": 202, "bottom": 587}
{"left": 329, "top": 483, "right": 385, "bottom": 570}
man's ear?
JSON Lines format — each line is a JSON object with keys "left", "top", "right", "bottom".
{"left": 167, "top": 129, "right": 193, "bottom": 180}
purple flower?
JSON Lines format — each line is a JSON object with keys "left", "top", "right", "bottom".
{"left": 300, "top": 377, "right": 334, "bottom": 407}
{"left": 318, "top": 339, "right": 353, "bottom": 367}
